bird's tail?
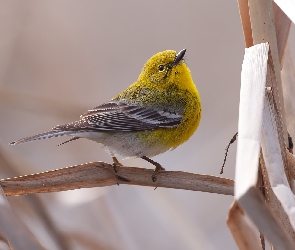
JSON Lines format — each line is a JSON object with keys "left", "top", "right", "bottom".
{"left": 10, "top": 130, "right": 73, "bottom": 145}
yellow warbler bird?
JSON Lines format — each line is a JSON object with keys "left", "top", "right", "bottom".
{"left": 10, "top": 49, "right": 201, "bottom": 181}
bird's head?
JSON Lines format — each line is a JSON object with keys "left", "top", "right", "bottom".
{"left": 138, "top": 49, "right": 194, "bottom": 91}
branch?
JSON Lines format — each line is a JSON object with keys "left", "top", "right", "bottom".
{"left": 0, "top": 162, "right": 234, "bottom": 196}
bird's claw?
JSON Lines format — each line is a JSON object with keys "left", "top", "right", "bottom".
{"left": 111, "top": 157, "right": 123, "bottom": 185}
{"left": 112, "top": 157, "right": 123, "bottom": 173}
{"left": 151, "top": 166, "right": 165, "bottom": 182}
{"left": 112, "top": 163, "right": 118, "bottom": 173}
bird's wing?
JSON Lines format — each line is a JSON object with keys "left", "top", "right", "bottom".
{"left": 58, "top": 100, "right": 183, "bottom": 132}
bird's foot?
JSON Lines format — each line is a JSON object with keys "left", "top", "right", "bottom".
{"left": 151, "top": 165, "right": 165, "bottom": 182}
{"left": 112, "top": 157, "right": 123, "bottom": 173}
{"left": 141, "top": 156, "right": 165, "bottom": 182}
{"left": 111, "top": 157, "right": 123, "bottom": 186}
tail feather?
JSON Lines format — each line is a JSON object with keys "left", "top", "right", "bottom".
{"left": 57, "top": 137, "right": 80, "bottom": 146}
{"left": 10, "top": 130, "right": 72, "bottom": 145}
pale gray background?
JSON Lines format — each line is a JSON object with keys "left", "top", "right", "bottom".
{"left": 0, "top": 1, "right": 294, "bottom": 249}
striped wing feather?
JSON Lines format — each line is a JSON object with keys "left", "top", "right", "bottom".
{"left": 56, "top": 100, "right": 183, "bottom": 132}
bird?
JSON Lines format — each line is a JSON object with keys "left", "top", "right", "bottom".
{"left": 10, "top": 49, "right": 202, "bottom": 182}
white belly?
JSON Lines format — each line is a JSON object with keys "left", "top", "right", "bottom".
{"left": 72, "top": 131, "right": 170, "bottom": 158}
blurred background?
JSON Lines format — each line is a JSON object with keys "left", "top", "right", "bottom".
{"left": 0, "top": 1, "right": 294, "bottom": 249}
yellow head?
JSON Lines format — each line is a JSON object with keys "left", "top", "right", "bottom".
{"left": 137, "top": 49, "right": 197, "bottom": 93}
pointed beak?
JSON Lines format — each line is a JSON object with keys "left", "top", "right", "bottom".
{"left": 171, "top": 49, "right": 186, "bottom": 67}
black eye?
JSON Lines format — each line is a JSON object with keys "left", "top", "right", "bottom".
{"left": 158, "top": 65, "right": 165, "bottom": 71}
